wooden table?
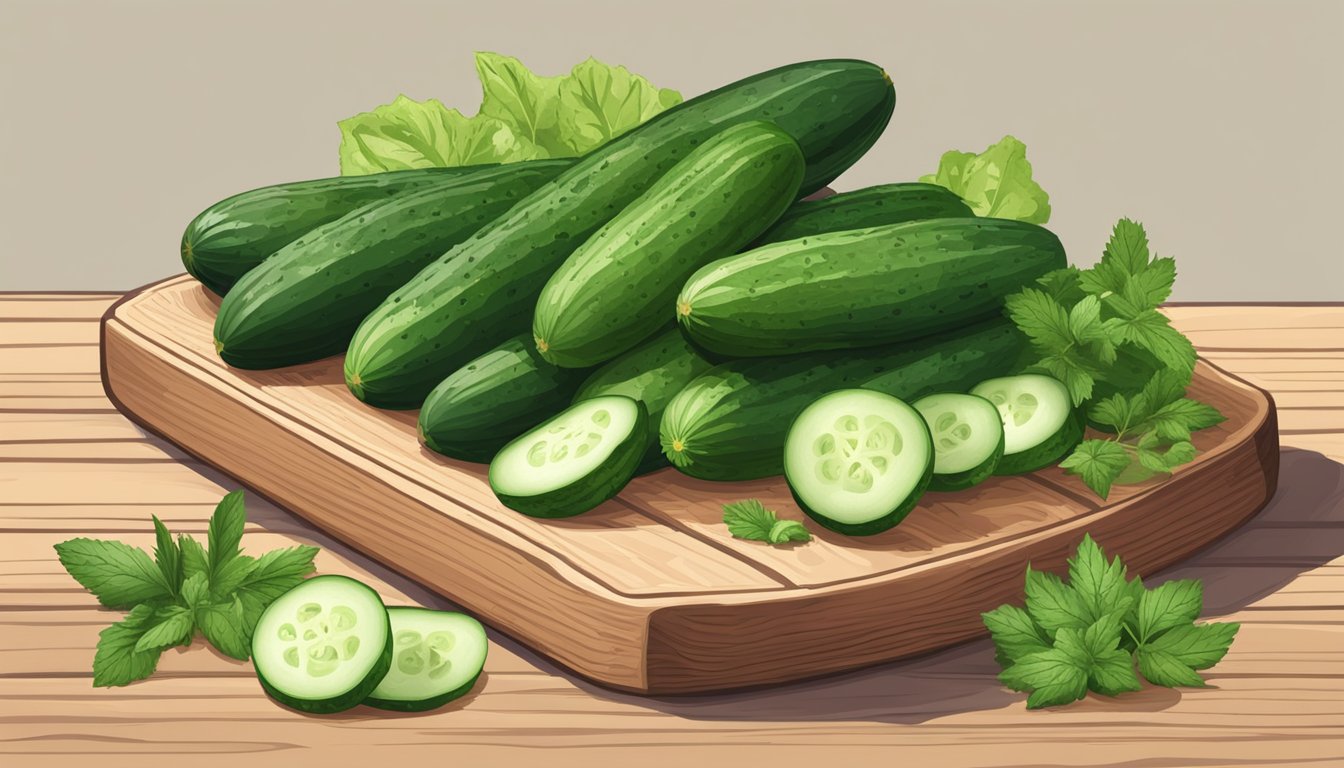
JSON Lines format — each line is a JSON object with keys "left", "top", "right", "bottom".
{"left": 3, "top": 295, "right": 1341, "bottom": 767}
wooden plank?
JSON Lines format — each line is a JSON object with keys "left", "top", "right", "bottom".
{"left": 93, "top": 276, "right": 1280, "bottom": 693}
{"left": 0, "top": 294, "right": 117, "bottom": 321}
{"left": 0, "top": 320, "right": 100, "bottom": 346}
{"left": 0, "top": 343, "right": 101, "bottom": 375}
{"left": 0, "top": 412, "right": 151, "bottom": 442}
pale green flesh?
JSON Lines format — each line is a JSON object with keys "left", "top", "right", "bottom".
{"left": 490, "top": 396, "right": 639, "bottom": 497}
{"left": 252, "top": 576, "right": 388, "bottom": 701}
{"left": 970, "top": 374, "right": 1073, "bottom": 456}
{"left": 784, "top": 390, "right": 931, "bottom": 525}
{"left": 913, "top": 393, "right": 1004, "bottom": 474}
{"left": 368, "top": 608, "right": 487, "bottom": 703}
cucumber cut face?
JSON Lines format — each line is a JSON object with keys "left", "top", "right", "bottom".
{"left": 489, "top": 395, "right": 648, "bottom": 518}
{"left": 783, "top": 389, "right": 933, "bottom": 536}
{"left": 364, "top": 608, "right": 488, "bottom": 712}
{"left": 251, "top": 575, "right": 391, "bottom": 714}
{"left": 971, "top": 374, "right": 1084, "bottom": 475}
{"left": 913, "top": 393, "right": 1005, "bottom": 491}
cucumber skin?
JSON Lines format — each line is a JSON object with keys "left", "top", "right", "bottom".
{"left": 251, "top": 575, "right": 393, "bottom": 715}
{"left": 489, "top": 398, "right": 650, "bottom": 518}
{"left": 182, "top": 164, "right": 538, "bottom": 296}
{"left": 345, "top": 60, "right": 896, "bottom": 409}
{"left": 995, "top": 408, "right": 1086, "bottom": 475}
{"left": 928, "top": 436, "right": 1004, "bottom": 491}
{"left": 419, "top": 335, "right": 592, "bottom": 463}
{"left": 572, "top": 327, "right": 715, "bottom": 474}
{"left": 363, "top": 607, "right": 486, "bottom": 712}
{"left": 533, "top": 122, "right": 805, "bottom": 368}
{"left": 661, "top": 320, "right": 1026, "bottom": 482}
{"left": 679, "top": 217, "right": 1066, "bottom": 358}
{"left": 213, "top": 161, "right": 569, "bottom": 370}
{"left": 754, "top": 183, "right": 972, "bottom": 245}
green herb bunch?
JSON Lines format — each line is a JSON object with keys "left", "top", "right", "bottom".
{"left": 54, "top": 490, "right": 318, "bottom": 687}
{"left": 984, "top": 535, "right": 1238, "bottom": 709}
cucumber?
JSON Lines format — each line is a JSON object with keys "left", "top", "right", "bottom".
{"left": 345, "top": 59, "right": 896, "bottom": 408}
{"left": 784, "top": 389, "right": 933, "bottom": 536}
{"left": 754, "top": 183, "right": 971, "bottom": 245}
{"left": 182, "top": 163, "right": 565, "bottom": 296}
{"left": 489, "top": 396, "right": 648, "bottom": 518}
{"left": 912, "top": 393, "right": 1005, "bottom": 491}
{"left": 678, "top": 217, "right": 1066, "bottom": 357}
{"left": 364, "top": 608, "right": 488, "bottom": 712}
{"left": 661, "top": 319, "right": 1025, "bottom": 481}
{"left": 970, "top": 374, "right": 1084, "bottom": 474}
{"left": 213, "top": 161, "right": 568, "bottom": 370}
{"left": 418, "top": 335, "right": 591, "bottom": 463}
{"left": 250, "top": 575, "right": 391, "bottom": 714}
{"left": 572, "top": 326, "right": 715, "bottom": 474}
{"left": 533, "top": 122, "right": 804, "bottom": 368}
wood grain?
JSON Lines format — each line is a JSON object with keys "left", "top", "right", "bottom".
{"left": 94, "top": 277, "right": 1279, "bottom": 693}
{"left": 2, "top": 293, "right": 1340, "bottom": 768}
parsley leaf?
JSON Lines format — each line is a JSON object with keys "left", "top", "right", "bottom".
{"left": 723, "top": 500, "right": 811, "bottom": 546}
{"left": 985, "top": 535, "right": 1238, "bottom": 709}
{"left": 92, "top": 604, "right": 163, "bottom": 687}
{"left": 1059, "top": 440, "right": 1131, "bottom": 499}
{"left": 53, "top": 538, "right": 172, "bottom": 609}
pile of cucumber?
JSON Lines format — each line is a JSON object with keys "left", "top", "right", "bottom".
{"left": 183, "top": 58, "right": 1087, "bottom": 537}
{"left": 250, "top": 575, "right": 488, "bottom": 713}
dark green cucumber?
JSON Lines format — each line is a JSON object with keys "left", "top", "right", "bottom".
{"left": 572, "top": 326, "right": 715, "bottom": 474}
{"left": 182, "top": 163, "right": 561, "bottom": 296}
{"left": 533, "top": 122, "right": 804, "bottom": 368}
{"left": 661, "top": 319, "right": 1025, "bottom": 481}
{"left": 418, "top": 335, "right": 592, "bottom": 463}
{"left": 754, "top": 183, "right": 971, "bottom": 245}
{"left": 345, "top": 59, "right": 896, "bottom": 408}
{"left": 678, "top": 217, "right": 1066, "bottom": 357}
{"left": 213, "top": 160, "right": 568, "bottom": 369}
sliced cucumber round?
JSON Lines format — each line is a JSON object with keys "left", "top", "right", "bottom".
{"left": 364, "top": 607, "right": 488, "bottom": 712}
{"left": 251, "top": 575, "right": 391, "bottom": 714}
{"left": 783, "top": 389, "right": 933, "bottom": 536}
{"left": 913, "top": 393, "right": 1005, "bottom": 491}
{"left": 970, "top": 374, "right": 1084, "bottom": 474}
{"left": 489, "top": 395, "right": 648, "bottom": 518}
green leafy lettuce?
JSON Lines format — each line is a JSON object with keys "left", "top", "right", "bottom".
{"left": 339, "top": 53, "right": 682, "bottom": 175}
{"left": 921, "top": 135, "right": 1051, "bottom": 223}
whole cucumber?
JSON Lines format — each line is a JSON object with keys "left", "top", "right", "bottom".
{"left": 754, "top": 182, "right": 972, "bottom": 244}
{"left": 344, "top": 59, "right": 896, "bottom": 408}
{"left": 213, "top": 160, "right": 568, "bottom": 369}
{"left": 533, "top": 121, "right": 804, "bottom": 368}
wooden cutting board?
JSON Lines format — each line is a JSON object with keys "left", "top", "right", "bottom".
{"left": 100, "top": 275, "right": 1280, "bottom": 694}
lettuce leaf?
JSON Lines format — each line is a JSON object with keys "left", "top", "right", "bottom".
{"left": 339, "top": 54, "right": 682, "bottom": 173}
{"left": 921, "top": 135, "right": 1051, "bottom": 223}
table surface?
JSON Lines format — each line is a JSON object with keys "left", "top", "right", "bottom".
{"left": 2, "top": 294, "right": 1341, "bottom": 768}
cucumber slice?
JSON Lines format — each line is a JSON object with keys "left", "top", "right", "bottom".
{"left": 364, "top": 608, "right": 488, "bottom": 712}
{"left": 913, "top": 393, "right": 1005, "bottom": 491}
{"left": 970, "top": 374, "right": 1084, "bottom": 474}
{"left": 489, "top": 395, "right": 648, "bottom": 517}
{"left": 783, "top": 389, "right": 933, "bottom": 536}
{"left": 251, "top": 575, "right": 391, "bottom": 714}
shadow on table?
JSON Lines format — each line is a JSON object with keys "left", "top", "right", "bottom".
{"left": 183, "top": 445, "right": 1344, "bottom": 725}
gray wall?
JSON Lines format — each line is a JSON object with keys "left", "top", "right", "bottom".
{"left": 2, "top": 0, "right": 1341, "bottom": 299}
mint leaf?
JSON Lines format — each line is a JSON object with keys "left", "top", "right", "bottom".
{"left": 982, "top": 604, "right": 1051, "bottom": 667}
{"left": 92, "top": 604, "right": 163, "bottom": 687}
{"left": 1089, "top": 646, "right": 1142, "bottom": 696}
{"left": 198, "top": 599, "right": 251, "bottom": 661}
{"left": 54, "top": 538, "right": 172, "bottom": 609}
{"left": 1146, "top": 622, "right": 1239, "bottom": 670}
{"left": 1004, "top": 288, "right": 1072, "bottom": 352}
{"left": 1059, "top": 440, "right": 1132, "bottom": 500}
{"left": 1067, "top": 535, "right": 1130, "bottom": 622}
{"left": 1136, "top": 645, "right": 1206, "bottom": 687}
{"left": 921, "top": 135, "right": 1051, "bottom": 223}
{"left": 1137, "top": 579, "right": 1203, "bottom": 643}
{"left": 179, "top": 534, "right": 207, "bottom": 580}
{"left": 1136, "top": 436, "right": 1197, "bottom": 473}
{"left": 207, "top": 490, "right": 247, "bottom": 579}
{"left": 1103, "top": 306, "right": 1196, "bottom": 377}
{"left": 133, "top": 605, "right": 195, "bottom": 653}
{"left": 1024, "top": 567, "right": 1090, "bottom": 635}
{"left": 1140, "top": 398, "right": 1225, "bottom": 443}
{"left": 151, "top": 516, "right": 182, "bottom": 596}
{"left": 236, "top": 546, "right": 318, "bottom": 603}
{"left": 181, "top": 571, "right": 209, "bottom": 609}
{"left": 1088, "top": 393, "right": 1138, "bottom": 435}
{"left": 1000, "top": 641, "right": 1090, "bottom": 709}
{"left": 766, "top": 520, "right": 812, "bottom": 545}
{"left": 723, "top": 500, "right": 809, "bottom": 545}
{"left": 209, "top": 554, "right": 257, "bottom": 599}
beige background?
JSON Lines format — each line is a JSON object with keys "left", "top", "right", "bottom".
{"left": 2, "top": 0, "right": 1341, "bottom": 299}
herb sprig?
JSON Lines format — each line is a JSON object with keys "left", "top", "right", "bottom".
{"left": 983, "top": 535, "right": 1238, "bottom": 709}
{"left": 722, "top": 499, "right": 812, "bottom": 545}
{"left": 1005, "top": 218, "right": 1224, "bottom": 497}
{"left": 54, "top": 490, "right": 317, "bottom": 687}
